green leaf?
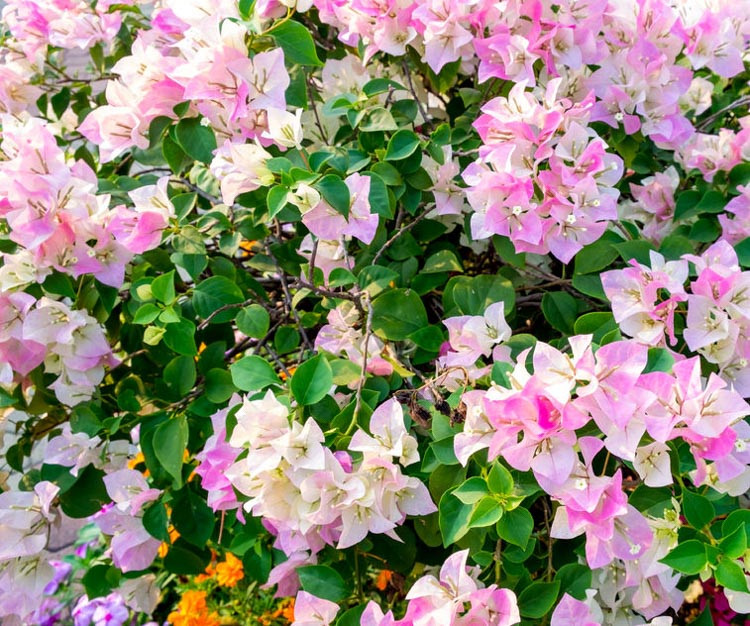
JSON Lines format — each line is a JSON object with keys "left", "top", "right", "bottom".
{"left": 236, "top": 304, "right": 270, "bottom": 338}
{"left": 205, "top": 368, "right": 236, "bottom": 403}
{"left": 153, "top": 416, "right": 188, "bottom": 487}
{"left": 151, "top": 271, "right": 175, "bottom": 303}
{"left": 230, "top": 355, "right": 281, "bottom": 391}
{"left": 715, "top": 558, "right": 748, "bottom": 593}
{"left": 337, "top": 606, "right": 366, "bottom": 626}
{"left": 683, "top": 490, "right": 715, "bottom": 530}
{"left": 315, "top": 174, "right": 350, "bottom": 216}
{"left": 142, "top": 501, "right": 170, "bottom": 541}
{"left": 371, "top": 289, "right": 428, "bottom": 341}
{"left": 171, "top": 486, "right": 215, "bottom": 547}
{"left": 359, "top": 108, "right": 398, "bottom": 132}
{"left": 496, "top": 506, "right": 534, "bottom": 549}
{"left": 291, "top": 355, "right": 333, "bottom": 405}
{"left": 574, "top": 312, "right": 617, "bottom": 343}
{"left": 719, "top": 525, "right": 747, "bottom": 559}
{"left": 660, "top": 539, "right": 707, "bottom": 574}
{"left": 555, "top": 563, "right": 592, "bottom": 601}
{"left": 452, "top": 477, "right": 490, "bottom": 504}
{"left": 385, "top": 130, "right": 421, "bottom": 161}
{"left": 542, "top": 291, "right": 578, "bottom": 334}
{"left": 297, "top": 565, "right": 351, "bottom": 602}
{"left": 193, "top": 276, "right": 244, "bottom": 323}
{"left": 488, "top": 462, "right": 514, "bottom": 495}
{"left": 716, "top": 558, "right": 749, "bottom": 592}
{"left": 468, "top": 496, "right": 504, "bottom": 528}
{"left": 674, "top": 190, "right": 701, "bottom": 221}
{"left": 722, "top": 510, "right": 750, "bottom": 542}
{"left": 644, "top": 348, "right": 675, "bottom": 373}
{"left": 175, "top": 117, "right": 217, "bottom": 164}
{"left": 133, "top": 303, "right": 161, "bottom": 325}
{"left": 266, "top": 185, "right": 288, "bottom": 218}
{"left": 439, "top": 487, "right": 473, "bottom": 546}
{"left": 362, "top": 78, "right": 404, "bottom": 97}
{"left": 446, "top": 274, "right": 515, "bottom": 316}
{"left": 574, "top": 238, "right": 619, "bottom": 274}
{"left": 271, "top": 20, "right": 323, "bottom": 67}
{"left": 164, "top": 539, "right": 211, "bottom": 575}
{"left": 423, "top": 250, "right": 462, "bottom": 274}
{"left": 518, "top": 581, "right": 561, "bottom": 619}
{"left": 163, "top": 318, "right": 198, "bottom": 356}
{"left": 163, "top": 355, "right": 197, "bottom": 397}
{"left": 82, "top": 564, "right": 120, "bottom": 600}
{"left": 58, "top": 466, "right": 109, "bottom": 518}
{"left": 614, "top": 240, "right": 654, "bottom": 265}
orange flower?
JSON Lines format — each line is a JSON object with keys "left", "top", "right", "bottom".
{"left": 215, "top": 552, "right": 244, "bottom": 588}
{"left": 375, "top": 569, "right": 393, "bottom": 591}
{"left": 195, "top": 561, "right": 217, "bottom": 583}
{"left": 157, "top": 527, "right": 181, "bottom": 558}
{"left": 279, "top": 366, "right": 296, "bottom": 381}
{"left": 127, "top": 452, "right": 150, "bottom": 477}
{"left": 167, "top": 590, "right": 221, "bottom": 626}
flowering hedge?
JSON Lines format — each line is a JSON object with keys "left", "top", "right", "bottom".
{"left": 0, "top": 0, "right": 749, "bottom": 624}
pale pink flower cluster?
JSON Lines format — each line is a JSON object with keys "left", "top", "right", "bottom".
{"left": 93, "top": 469, "right": 161, "bottom": 573}
{"left": 220, "top": 392, "right": 435, "bottom": 595}
{"left": 296, "top": 174, "right": 380, "bottom": 283}
{"left": 79, "top": 0, "right": 293, "bottom": 162}
{"left": 0, "top": 115, "right": 173, "bottom": 288}
{"left": 2, "top": 0, "right": 126, "bottom": 62}
{"left": 194, "top": 397, "right": 245, "bottom": 514}
{"left": 720, "top": 184, "right": 750, "bottom": 245}
{"left": 0, "top": 294, "right": 116, "bottom": 405}
{"left": 464, "top": 80, "right": 623, "bottom": 262}
{"left": 293, "top": 550, "right": 520, "bottom": 626}
{"left": 603, "top": 241, "right": 750, "bottom": 397}
{"left": 454, "top": 333, "right": 749, "bottom": 572}
{"left": 0, "top": 481, "right": 60, "bottom": 625}
{"left": 618, "top": 167, "right": 680, "bottom": 244}
{"left": 315, "top": 303, "right": 394, "bottom": 378}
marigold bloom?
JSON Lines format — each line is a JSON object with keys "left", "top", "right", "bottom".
{"left": 167, "top": 590, "right": 221, "bottom": 626}
{"left": 215, "top": 552, "right": 244, "bottom": 588}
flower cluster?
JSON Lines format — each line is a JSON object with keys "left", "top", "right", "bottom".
{"left": 603, "top": 241, "right": 750, "bottom": 397}
{"left": 464, "top": 80, "right": 623, "bottom": 262}
{"left": 2, "top": 0, "right": 125, "bottom": 62}
{"left": 455, "top": 332, "right": 749, "bottom": 564}
{"left": 80, "top": 0, "right": 293, "bottom": 162}
{"left": 294, "top": 550, "right": 520, "bottom": 626}
{"left": 315, "top": 302, "right": 394, "bottom": 378}
{"left": 214, "top": 392, "right": 434, "bottom": 595}
{"left": 93, "top": 469, "right": 161, "bottom": 573}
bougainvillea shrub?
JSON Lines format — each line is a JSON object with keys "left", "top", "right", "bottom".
{"left": 0, "top": 0, "right": 749, "bottom": 624}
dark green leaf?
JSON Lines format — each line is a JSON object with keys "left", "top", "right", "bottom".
{"left": 518, "top": 581, "right": 560, "bottom": 619}
{"left": 153, "top": 416, "right": 188, "bottom": 487}
{"left": 496, "top": 506, "right": 533, "bottom": 549}
{"left": 297, "top": 565, "right": 351, "bottom": 602}
{"left": 541, "top": 291, "right": 578, "bottom": 334}
{"left": 230, "top": 355, "right": 281, "bottom": 391}
{"left": 271, "top": 20, "right": 323, "bottom": 67}
{"left": 385, "top": 130, "right": 420, "bottom": 161}
{"left": 175, "top": 117, "right": 217, "bottom": 164}
{"left": 371, "top": 289, "right": 428, "bottom": 341}
{"left": 660, "top": 539, "right": 707, "bottom": 574}
{"left": 291, "top": 355, "right": 333, "bottom": 405}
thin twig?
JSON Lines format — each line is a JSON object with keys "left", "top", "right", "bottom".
{"left": 306, "top": 76, "right": 329, "bottom": 145}
{"left": 197, "top": 298, "right": 254, "bottom": 330}
{"left": 402, "top": 59, "right": 432, "bottom": 130}
{"left": 347, "top": 293, "right": 374, "bottom": 436}
{"left": 372, "top": 208, "right": 432, "bottom": 265}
